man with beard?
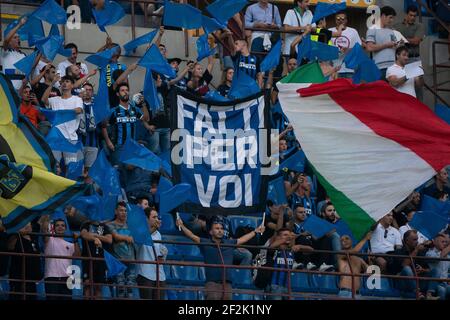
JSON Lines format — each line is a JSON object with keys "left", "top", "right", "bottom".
{"left": 176, "top": 217, "right": 265, "bottom": 300}
{"left": 102, "top": 82, "right": 149, "bottom": 166}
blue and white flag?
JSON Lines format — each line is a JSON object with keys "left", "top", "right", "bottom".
{"left": 170, "top": 89, "right": 272, "bottom": 215}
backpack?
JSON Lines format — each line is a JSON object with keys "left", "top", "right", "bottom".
{"left": 252, "top": 249, "right": 276, "bottom": 289}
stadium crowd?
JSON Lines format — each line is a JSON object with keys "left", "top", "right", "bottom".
{"left": 0, "top": 0, "right": 449, "bottom": 301}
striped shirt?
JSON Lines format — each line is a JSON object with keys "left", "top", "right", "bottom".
{"left": 79, "top": 102, "right": 99, "bottom": 148}
{"left": 108, "top": 103, "right": 143, "bottom": 146}
{"left": 270, "top": 249, "right": 294, "bottom": 287}
{"left": 232, "top": 52, "right": 260, "bottom": 80}
{"left": 290, "top": 193, "right": 315, "bottom": 216}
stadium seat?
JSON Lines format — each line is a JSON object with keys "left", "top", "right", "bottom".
{"left": 172, "top": 265, "right": 204, "bottom": 285}
{"left": 310, "top": 274, "right": 339, "bottom": 294}
{"left": 361, "top": 276, "right": 400, "bottom": 297}
{"left": 232, "top": 293, "right": 254, "bottom": 300}
{"left": 163, "top": 264, "right": 177, "bottom": 284}
{"left": 231, "top": 268, "right": 254, "bottom": 287}
{"left": 36, "top": 280, "right": 46, "bottom": 300}
{"left": 290, "top": 272, "right": 314, "bottom": 292}
{"left": 229, "top": 216, "right": 258, "bottom": 236}
{"left": 167, "top": 286, "right": 198, "bottom": 300}
{"left": 198, "top": 267, "right": 206, "bottom": 282}
{"left": 177, "top": 244, "right": 202, "bottom": 261}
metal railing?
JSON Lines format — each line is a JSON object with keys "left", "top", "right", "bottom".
{"left": 1, "top": 231, "right": 449, "bottom": 300}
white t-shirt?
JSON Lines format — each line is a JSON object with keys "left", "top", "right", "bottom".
{"left": 370, "top": 224, "right": 402, "bottom": 254}
{"left": 44, "top": 237, "right": 75, "bottom": 278}
{"left": 386, "top": 63, "right": 416, "bottom": 98}
{"left": 57, "top": 60, "right": 89, "bottom": 77}
{"left": 0, "top": 48, "right": 26, "bottom": 91}
{"left": 136, "top": 231, "right": 167, "bottom": 282}
{"left": 329, "top": 26, "right": 362, "bottom": 74}
{"left": 283, "top": 9, "right": 314, "bottom": 55}
{"left": 49, "top": 95, "right": 83, "bottom": 141}
{"left": 399, "top": 224, "right": 428, "bottom": 244}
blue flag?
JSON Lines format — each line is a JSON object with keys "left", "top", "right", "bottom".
{"left": 47, "top": 25, "right": 72, "bottom": 57}
{"left": 344, "top": 43, "right": 381, "bottom": 84}
{"left": 31, "top": 0, "right": 68, "bottom": 25}
{"left": 196, "top": 34, "right": 216, "bottom": 62}
{"left": 435, "top": 105, "right": 450, "bottom": 125}
{"left": 201, "top": 15, "right": 226, "bottom": 35}
{"left": 92, "top": 68, "right": 111, "bottom": 124}
{"left": 163, "top": 0, "right": 202, "bottom": 30}
{"left": 260, "top": 39, "right": 282, "bottom": 72}
{"left": 158, "top": 176, "right": 173, "bottom": 194}
{"left": 104, "top": 250, "right": 127, "bottom": 278}
{"left": 46, "top": 127, "right": 82, "bottom": 153}
{"left": 312, "top": 2, "right": 347, "bottom": 23}
{"left": 4, "top": 19, "right": 24, "bottom": 40}
{"left": 49, "top": 24, "right": 60, "bottom": 36}
{"left": 35, "top": 35, "right": 66, "bottom": 61}
{"left": 126, "top": 204, "right": 153, "bottom": 246}
{"left": 138, "top": 45, "right": 176, "bottom": 79}
{"left": 228, "top": 71, "right": 261, "bottom": 99}
{"left": 303, "top": 214, "right": 336, "bottom": 238}
{"left": 66, "top": 159, "right": 84, "bottom": 180}
{"left": 70, "top": 194, "right": 102, "bottom": 217}
{"left": 410, "top": 211, "right": 448, "bottom": 240}
{"left": 159, "top": 151, "right": 172, "bottom": 176}
{"left": 99, "top": 194, "right": 118, "bottom": 221}
{"left": 4, "top": 15, "right": 43, "bottom": 42}
{"left": 206, "top": 0, "right": 248, "bottom": 25}
{"left": 26, "top": 19, "right": 45, "bottom": 47}
{"left": 267, "top": 176, "right": 287, "bottom": 205}
{"left": 297, "top": 35, "right": 339, "bottom": 62}
{"left": 39, "top": 108, "right": 77, "bottom": 126}
{"left": 143, "top": 69, "right": 161, "bottom": 112}
{"left": 159, "top": 183, "right": 192, "bottom": 214}
{"left": 419, "top": 195, "right": 450, "bottom": 219}
{"left": 280, "top": 149, "right": 306, "bottom": 173}
{"left": 92, "top": 0, "right": 125, "bottom": 32}
{"left": 204, "top": 90, "right": 231, "bottom": 102}
{"left": 119, "top": 138, "right": 161, "bottom": 172}
{"left": 86, "top": 46, "right": 120, "bottom": 68}
{"left": 13, "top": 51, "right": 39, "bottom": 79}
{"left": 89, "top": 149, "right": 122, "bottom": 196}
{"left": 123, "top": 29, "right": 158, "bottom": 55}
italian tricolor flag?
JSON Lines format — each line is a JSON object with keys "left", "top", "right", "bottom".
{"left": 277, "top": 62, "right": 450, "bottom": 239}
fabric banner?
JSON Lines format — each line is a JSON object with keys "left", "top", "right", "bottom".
{"left": 169, "top": 89, "right": 272, "bottom": 215}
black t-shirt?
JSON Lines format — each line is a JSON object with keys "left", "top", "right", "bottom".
{"left": 80, "top": 221, "right": 112, "bottom": 257}
{"left": 217, "top": 84, "right": 231, "bottom": 98}
{"left": 187, "top": 69, "right": 213, "bottom": 97}
{"left": 260, "top": 212, "right": 289, "bottom": 245}
{"left": 148, "top": 82, "right": 170, "bottom": 128}
{"left": 9, "top": 235, "right": 42, "bottom": 281}
{"left": 387, "top": 247, "right": 428, "bottom": 275}
{"left": 422, "top": 183, "right": 450, "bottom": 199}
{"left": 34, "top": 83, "right": 60, "bottom": 107}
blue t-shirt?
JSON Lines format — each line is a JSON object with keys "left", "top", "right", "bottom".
{"left": 199, "top": 238, "right": 237, "bottom": 283}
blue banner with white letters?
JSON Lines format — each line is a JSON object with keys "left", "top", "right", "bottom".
{"left": 170, "top": 89, "right": 271, "bottom": 215}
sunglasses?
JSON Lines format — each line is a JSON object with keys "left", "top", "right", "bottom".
{"left": 384, "top": 229, "right": 388, "bottom": 239}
